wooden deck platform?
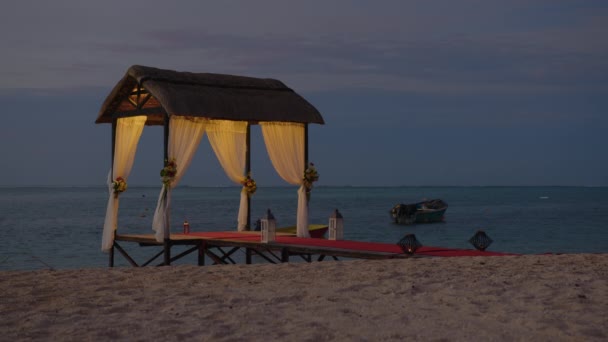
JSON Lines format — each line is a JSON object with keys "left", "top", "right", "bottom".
{"left": 110, "top": 231, "right": 513, "bottom": 267}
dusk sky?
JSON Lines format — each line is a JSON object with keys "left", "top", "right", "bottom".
{"left": 1, "top": 1, "right": 606, "bottom": 187}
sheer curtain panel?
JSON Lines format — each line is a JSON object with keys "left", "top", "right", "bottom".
{"left": 152, "top": 116, "right": 207, "bottom": 241}
{"left": 207, "top": 120, "right": 249, "bottom": 230}
{"left": 260, "top": 122, "right": 309, "bottom": 237}
{"left": 101, "top": 116, "right": 147, "bottom": 251}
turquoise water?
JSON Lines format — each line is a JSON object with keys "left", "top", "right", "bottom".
{"left": 1, "top": 186, "right": 607, "bottom": 270}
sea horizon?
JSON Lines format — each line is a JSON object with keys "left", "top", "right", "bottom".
{"left": 1, "top": 184, "right": 606, "bottom": 189}
{"left": 1, "top": 186, "right": 607, "bottom": 271}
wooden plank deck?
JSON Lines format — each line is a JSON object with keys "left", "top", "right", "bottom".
{"left": 110, "top": 231, "right": 513, "bottom": 267}
{"left": 114, "top": 231, "right": 410, "bottom": 265}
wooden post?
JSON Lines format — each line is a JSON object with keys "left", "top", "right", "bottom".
{"left": 163, "top": 239, "right": 171, "bottom": 266}
{"left": 281, "top": 248, "right": 290, "bottom": 263}
{"left": 111, "top": 119, "right": 117, "bottom": 170}
{"left": 109, "top": 242, "right": 115, "bottom": 267}
{"left": 109, "top": 118, "right": 117, "bottom": 267}
{"left": 304, "top": 124, "right": 310, "bottom": 237}
{"left": 246, "top": 248, "right": 252, "bottom": 264}
{"left": 163, "top": 111, "right": 169, "bottom": 175}
{"left": 245, "top": 123, "right": 251, "bottom": 230}
{"left": 163, "top": 111, "right": 171, "bottom": 265}
{"left": 198, "top": 242, "right": 205, "bottom": 266}
{"left": 304, "top": 123, "right": 309, "bottom": 167}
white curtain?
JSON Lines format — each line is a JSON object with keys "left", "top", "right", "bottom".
{"left": 207, "top": 120, "right": 249, "bottom": 231}
{"left": 260, "top": 122, "right": 309, "bottom": 237}
{"left": 152, "top": 116, "right": 207, "bottom": 242}
{"left": 101, "top": 116, "right": 147, "bottom": 252}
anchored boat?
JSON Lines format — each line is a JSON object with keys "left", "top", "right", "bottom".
{"left": 390, "top": 199, "right": 448, "bottom": 224}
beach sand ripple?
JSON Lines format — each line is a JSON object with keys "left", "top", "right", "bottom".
{"left": 1, "top": 254, "right": 607, "bottom": 341}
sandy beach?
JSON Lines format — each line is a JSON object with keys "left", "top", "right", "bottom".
{"left": 1, "top": 254, "right": 606, "bottom": 341}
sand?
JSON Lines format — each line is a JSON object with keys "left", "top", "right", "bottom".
{"left": 0, "top": 254, "right": 607, "bottom": 341}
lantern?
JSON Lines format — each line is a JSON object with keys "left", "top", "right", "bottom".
{"left": 469, "top": 230, "right": 493, "bottom": 251}
{"left": 328, "top": 209, "right": 344, "bottom": 240}
{"left": 397, "top": 234, "right": 422, "bottom": 255}
{"left": 260, "top": 209, "right": 276, "bottom": 243}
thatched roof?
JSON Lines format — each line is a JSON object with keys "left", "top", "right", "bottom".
{"left": 95, "top": 65, "right": 324, "bottom": 125}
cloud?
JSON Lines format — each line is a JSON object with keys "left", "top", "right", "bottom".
{"left": 1, "top": 1, "right": 607, "bottom": 97}
{"left": 87, "top": 10, "right": 605, "bottom": 95}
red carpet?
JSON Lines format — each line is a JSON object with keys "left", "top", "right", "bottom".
{"left": 275, "top": 236, "right": 514, "bottom": 257}
{"left": 186, "top": 231, "right": 515, "bottom": 257}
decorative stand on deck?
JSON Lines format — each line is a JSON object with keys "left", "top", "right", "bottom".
{"left": 328, "top": 209, "right": 344, "bottom": 240}
{"left": 260, "top": 209, "right": 277, "bottom": 243}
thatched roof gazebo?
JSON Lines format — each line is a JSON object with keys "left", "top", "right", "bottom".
{"left": 97, "top": 65, "right": 324, "bottom": 261}
{"left": 96, "top": 65, "right": 324, "bottom": 125}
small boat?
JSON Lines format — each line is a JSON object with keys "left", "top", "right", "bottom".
{"left": 390, "top": 199, "right": 448, "bottom": 224}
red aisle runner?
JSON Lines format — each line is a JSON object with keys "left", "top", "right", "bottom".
{"left": 275, "top": 236, "right": 514, "bottom": 257}
{"left": 186, "top": 231, "right": 516, "bottom": 257}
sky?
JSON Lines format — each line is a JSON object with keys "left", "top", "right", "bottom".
{"left": 1, "top": 0, "right": 607, "bottom": 187}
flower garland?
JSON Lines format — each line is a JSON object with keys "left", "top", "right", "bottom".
{"left": 160, "top": 158, "right": 177, "bottom": 187}
{"left": 303, "top": 162, "right": 319, "bottom": 193}
{"left": 113, "top": 177, "right": 127, "bottom": 194}
{"left": 241, "top": 174, "right": 257, "bottom": 196}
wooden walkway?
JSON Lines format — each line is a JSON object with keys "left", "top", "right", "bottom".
{"left": 110, "top": 231, "right": 513, "bottom": 267}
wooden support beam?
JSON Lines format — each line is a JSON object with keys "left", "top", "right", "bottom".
{"left": 163, "top": 238, "right": 171, "bottom": 266}
{"left": 138, "top": 93, "right": 152, "bottom": 109}
{"left": 129, "top": 88, "right": 149, "bottom": 96}
{"left": 168, "top": 245, "right": 199, "bottom": 264}
{"left": 298, "top": 253, "right": 312, "bottom": 263}
{"left": 114, "top": 242, "right": 140, "bottom": 267}
{"left": 265, "top": 249, "right": 282, "bottom": 262}
{"left": 246, "top": 248, "right": 252, "bottom": 264}
{"left": 216, "top": 246, "right": 239, "bottom": 264}
{"left": 205, "top": 249, "right": 226, "bottom": 265}
{"left": 141, "top": 249, "right": 165, "bottom": 267}
{"left": 127, "top": 84, "right": 152, "bottom": 109}
{"left": 127, "top": 96, "right": 138, "bottom": 108}
{"left": 109, "top": 242, "right": 115, "bottom": 267}
{"left": 250, "top": 248, "right": 278, "bottom": 264}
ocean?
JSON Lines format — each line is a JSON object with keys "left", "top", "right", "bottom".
{"left": 1, "top": 186, "right": 607, "bottom": 271}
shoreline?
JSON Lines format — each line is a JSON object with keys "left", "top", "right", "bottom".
{"left": 1, "top": 254, "right": 607, "bottom": 341}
